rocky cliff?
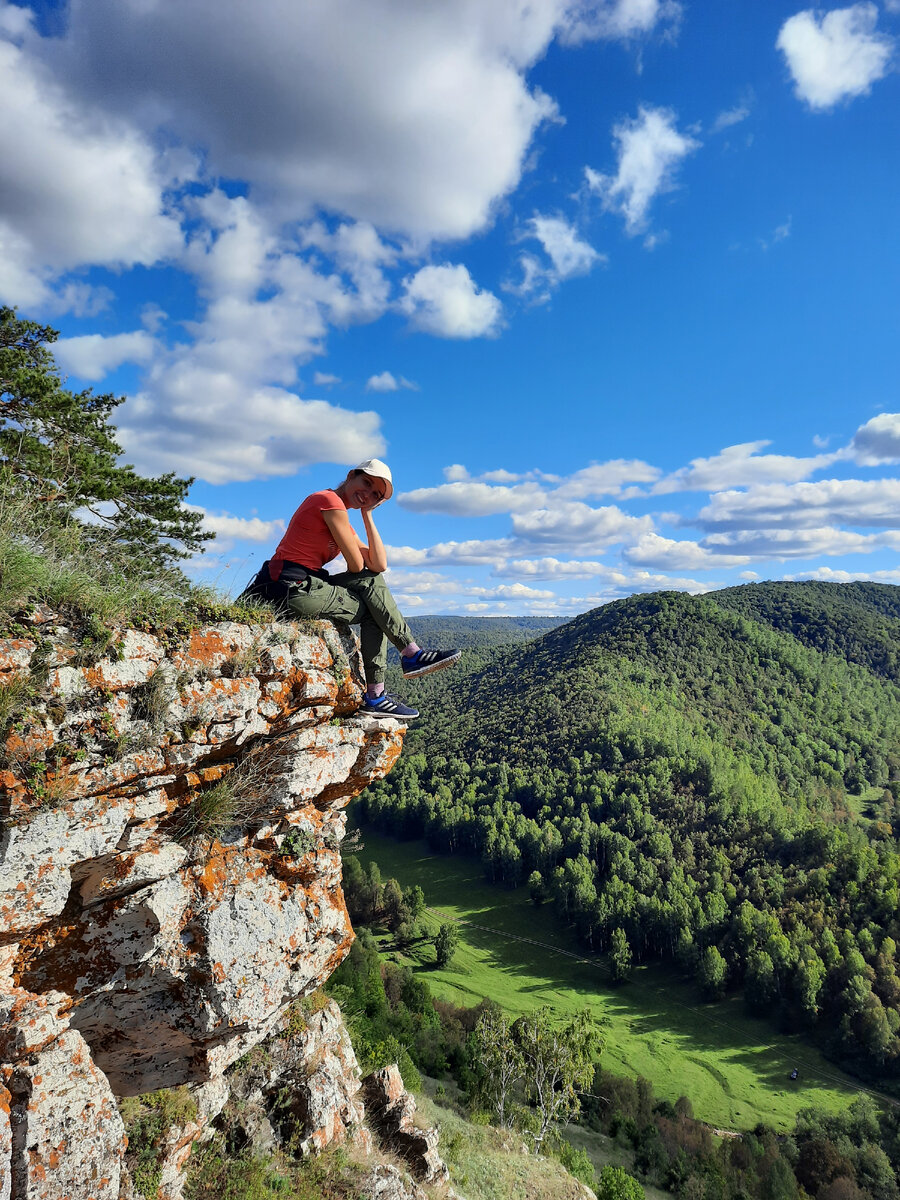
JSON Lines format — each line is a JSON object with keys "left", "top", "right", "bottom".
{"left": 0, "top": 609, "right": 437, "bottom": 1199}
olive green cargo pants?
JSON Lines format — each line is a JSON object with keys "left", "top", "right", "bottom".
{"left": 281, "top": 569, "right": 414, "bottom": 685}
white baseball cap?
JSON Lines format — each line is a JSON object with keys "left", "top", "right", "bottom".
{"left": 354, "top": 458, "right": 393, "bottom": 501}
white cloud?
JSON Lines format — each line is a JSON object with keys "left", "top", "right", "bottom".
{"left": 559, "top": 0, "right": 682, "bottom": 43}
{"left": 501, "top": 558, "right": 709, "bottom": 591}
{"left": 702, "top": 527, "right": 900, "bottom": 558}
{"left": 510, "top": 501, "right": 653, "bottom": 551}
{"left": 443, "top": 464, "right": 470, "bottom": 482}
{"left": 759, "top": 216, "right": 792, "bottom": 251}
{"left": 120, "top": 376, "right": 385, "bottom": 485}
{"left": 54, "top": 330, "right": 157, "bottom": 381}
{"left": 0, "top": 37, "right": 183, "bottom": 307}
{"left": 194, "top": 510, "right": 286, "bottom": 551}
{"left": 384, "top": 569, "right": 463, "bottom": 596}
{"left": 115, "top": 192, "right": 399, "bottom": 482}
{"left": 367, "top": 372, "right": 400, "bottom": 392}
{"left": 38, "top": 0, "right": 568, "bottom": 243}
{"left": 469, "top": 582, "right": 558, "bottom": 602}
{"left": 784, "top": 566, "right": 900, "bottom": 584}
{"left": 695, "top": 479, "right": 900, "bottom": 530}
{"left": 653, "top": 440, "right": 839, "bottom": 493}
{"left": 585, "top": 105, "right": 699, "bottom": 234}
{"left": 365, "top": 371, "right": 418, "bottom": 392}
{"left": 400, "top": 263, "right": 503, "bottom": 338}
{"left": 624, "top": 533, "right": 751, "bottom": 569}
{"left": 399, "top": 480, "right": 546, "bottom": 516}
{"left": 385, "top": 539, "right": 515, "bottom": 567}
{"left": 556, "top": 458, "right": 662, "bottom": 498}
{"left": 526, "top": 214, "right": 603, "bottom": 279}
{"left": 313, "top": 371, "right": 341, "bottom": 386}
{"left": 777, "top": 4, "right": 893, "bottom": 110}
{"left": 850, "top": 413, "right": 900, "bottom": 464}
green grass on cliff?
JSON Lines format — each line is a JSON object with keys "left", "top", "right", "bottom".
{"left": 356, "top": 830, "right": 863, "bottom": 1132}
{"left": 0, "top": 503, "right": 270, "bottom": 639}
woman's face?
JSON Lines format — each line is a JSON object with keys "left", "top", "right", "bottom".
{"left": 343, "top": 471, "right": 387, "bottom": 509}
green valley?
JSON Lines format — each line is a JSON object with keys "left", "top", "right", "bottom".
{"left": 357, "top": 582, "right": 900, "bottom": 1108}
{"left": 354, "top": 829, "right": 864, "bottom": 1130}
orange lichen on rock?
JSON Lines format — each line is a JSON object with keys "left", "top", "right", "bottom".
{"left": 0, "top": 611, "right": 407, "bottom": 1199}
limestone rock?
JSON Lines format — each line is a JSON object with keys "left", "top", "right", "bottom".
{"left": 224, "top": 999, "right": 370, "bottom": 1160}
{"left": 362, "top": 1066, "right": 450, "bottom": 1186}
{"left": 0, "top": 615, "right": 406, "bottom": 1198}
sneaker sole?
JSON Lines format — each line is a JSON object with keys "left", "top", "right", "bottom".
{"left": 361, "top": 709, "right": 419, "bottom": 721}
{"left": 402, "top": 651, "right": 462, "bottom": 679}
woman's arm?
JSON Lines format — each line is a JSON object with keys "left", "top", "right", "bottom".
{"left": 359, "top": 507, "right": 387, "bottom": 573}
{"left": 322, "top": 508, "right": 366, "bottom": 572}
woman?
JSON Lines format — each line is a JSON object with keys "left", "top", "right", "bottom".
{"left": 243, "top": 458, "right": 460, "bottom": 719}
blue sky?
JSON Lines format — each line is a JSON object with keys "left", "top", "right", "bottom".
{"left": 2, "top": 0, "right": 899, "bottom": 615}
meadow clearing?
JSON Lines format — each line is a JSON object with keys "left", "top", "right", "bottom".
{"left": 356, "top": 829, "right": 870, "bottom": 1131}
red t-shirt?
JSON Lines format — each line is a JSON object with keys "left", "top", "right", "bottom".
{"left": 270, "top": 489, "right": 346, "bottom": 577}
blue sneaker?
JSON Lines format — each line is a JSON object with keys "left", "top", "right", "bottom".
{"left": 361, "top": 692, "right": 419, "bottom": 720}
{"left": 401, "top": 648, "right": 461, "bottom": 679}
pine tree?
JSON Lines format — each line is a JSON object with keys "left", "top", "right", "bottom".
{"left": 0, "top": 307, "right": 212, "bottom": 577}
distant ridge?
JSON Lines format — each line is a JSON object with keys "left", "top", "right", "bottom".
{"left": 396, "top": 614, "right": 563, "bottom": 652}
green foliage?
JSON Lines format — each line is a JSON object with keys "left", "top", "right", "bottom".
{"left": 178, "top": 777, "right": 240, "bottom": 841}
{"left": 120, "top": 1087, "right": 199, "bottom": 1199}
{"left": 610, "top": 927, "right": 633, "bottom": 983}
{"left": 185, "top": 1137, "right": 364, "bottom": 1200}
{"left": 596, "top": 1164, "right": 645, "bottom": 1200}
{"left": 361, "top": 583, "right": 900, "bottom": 1076}
{"left": 0, "top": 307, "right": 211, "bottom": 577}
{"left": 434, "top": 921, "right": 460, "bottom": 967}
{"left": 512, "top": 1006, "right": 600, "bottom": 1150}
{"left": 470, "top": 1006, "right": 524, "bottom": 1128}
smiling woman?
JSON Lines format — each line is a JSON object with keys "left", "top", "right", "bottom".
{"left": 242, "top": 458, "right": 461, "bottom": 719}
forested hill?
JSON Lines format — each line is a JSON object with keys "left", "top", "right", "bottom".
{"left": 404, "top": 615, "right": 563, "bottom": 650}
{"left": 714, "top": 581, "right": 900, "bottom": 683}
{"left": 360, "top": 582, "right": 900, "bottom": 1082}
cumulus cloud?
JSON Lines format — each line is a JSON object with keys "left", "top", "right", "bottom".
{"left": 777, "top": 4, "right": 893, "bottom": 110}
{"left": 399, "top": 263, "right": 503, "bottom": 338}
{"left": 556, "top": 458, "right": 662, "bottom": 498}
{"left": 624, "top": 533, "right": 751, "bottom": 569}
{"left": 399, "top": 480, "right": 546, "bottom": 516}
{"left": 469, "top": 582, "right": 558, "bottom": 602}
{"left": 585, "top": 105, "right": 699, "bottom": 234}
{"left": 54, "top": 330, "right": 157, "bottom": 381}
{"left": 36, "top": 0, "right": 568, "bottom": 242}
{"left": 384, "top": 569, "right": 463, "bottom": 596}
{"left": 653, "top": 440, "right": 839, "bottom": 493}
{"left": 701, "top": 527, "right": 900, "bottom": 558}
{"left": 194, "top": 510, "right": 286, "bottom": 551}
{"left": 314, "top": 371, "right": 341, "bottom": 386}
{"left": 695, "top": 479, "right": 900, "bottom": 531}
{"left": 850, "top": 413, "right": 900, "bottom": 464}
{"left": 386, "top": 539, "right": 515, "bottom": 567}
{"left": 120, "top": 376, "right": 385, "bottom": 485}
{"left": 784, "top": 566, "right": 900, "bottom": 584}
{"left": 504, "top": 557, "right": 621, "bottom": 579}
{"left": 0, "top": 36, "right": 183, "bottom": 307}
{"left": 365, "top": 371, "right": 418, "bottom": 392}
{"left": 510, "top": 501, "right": 653, "bottom": 552}
{"left": 115, "top": 191, "right": 398, "bottom": 481}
